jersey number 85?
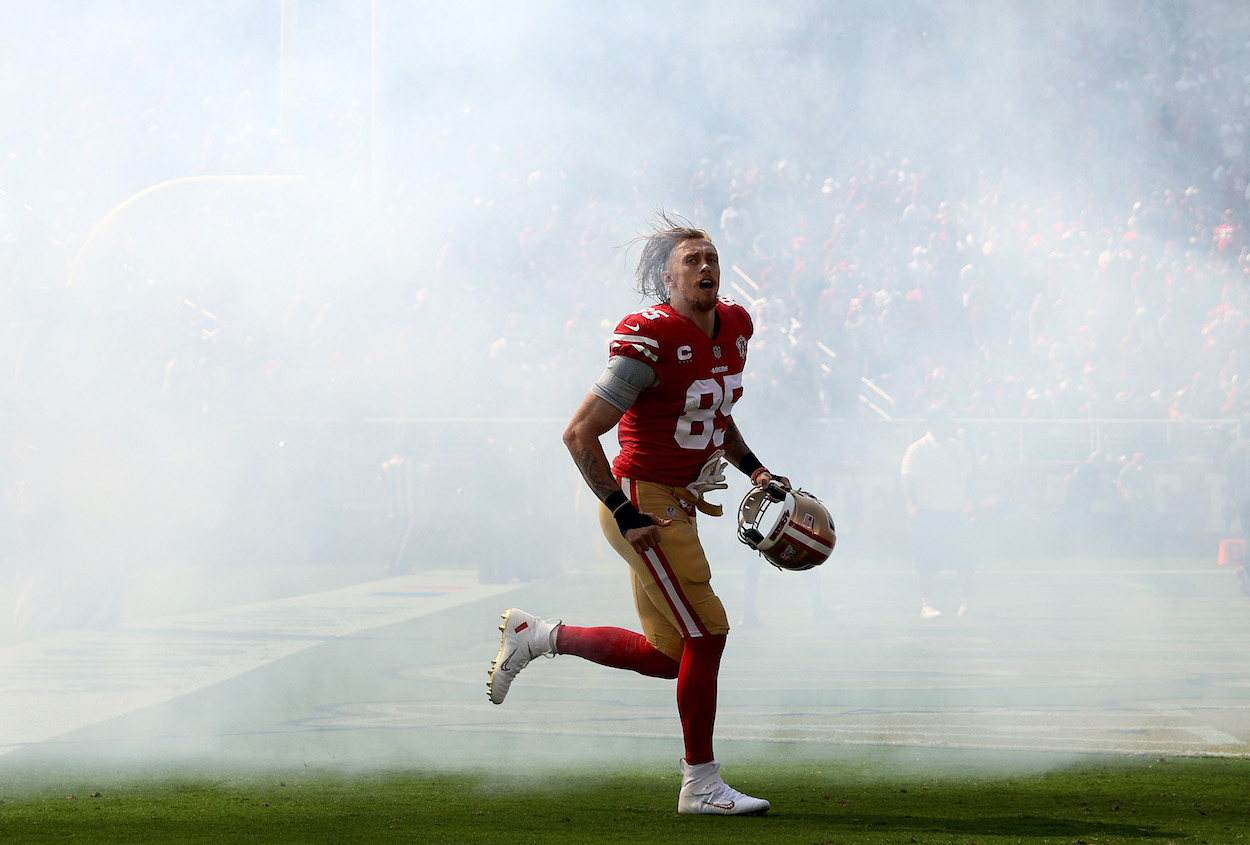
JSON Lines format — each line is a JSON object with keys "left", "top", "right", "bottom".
{"left": 674, "top": 373, "right": 743, "bottom": 450}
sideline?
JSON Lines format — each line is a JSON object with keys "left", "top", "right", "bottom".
{"left": 0, "top": 571, "right": 518, "bottom": 756}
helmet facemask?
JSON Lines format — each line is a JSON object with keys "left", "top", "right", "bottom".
{"left": 737, "top": 482, "right": 836, "bottom": 571}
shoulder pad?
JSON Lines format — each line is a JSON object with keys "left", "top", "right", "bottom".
{"left": 610, "top": 309, "right": 669, "bottom": 364}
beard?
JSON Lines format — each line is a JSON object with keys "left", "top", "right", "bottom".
{"left": 688, "top": 281, "right": 719, "bottom": 310}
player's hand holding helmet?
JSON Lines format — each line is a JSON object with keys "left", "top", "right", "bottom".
{"left": 684, "top": 449, "right": 729, "bottom": 516}
{"left": 737, "top": 480, "right": 836, "bottom": 571}
{"left": 747, "top": 463, "right": 791, "bottom": 490}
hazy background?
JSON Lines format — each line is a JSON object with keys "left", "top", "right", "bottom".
{"left": 2, "top": 0, "right": 1249, "bottom": 768}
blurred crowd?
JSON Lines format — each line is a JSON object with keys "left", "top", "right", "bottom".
{"left": 3, "top": 5, "right": 1250, "bottom": 433}
{"left": 464, "top": 98, "right": 1250, "bottom": 427}
{"left": 399, "top": 6, "right": 1250, "bottom": 427}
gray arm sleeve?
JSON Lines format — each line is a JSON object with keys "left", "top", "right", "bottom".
{"left": 590, "top": 355, "right": 658, "bottom": 412}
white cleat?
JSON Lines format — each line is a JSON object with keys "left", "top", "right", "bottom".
{"left": 677, "top": 759, "right": 770, "bottom": 815}
{"left": 487, "top": 608, "right": 560, "bottom": 705}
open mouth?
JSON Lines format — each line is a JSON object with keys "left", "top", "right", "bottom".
{"left": 699, "top": 280, "right": 715, "bottom": 289}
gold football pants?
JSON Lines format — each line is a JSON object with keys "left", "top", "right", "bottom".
{"left": 598, "top": 477, "right": 729, "bottom": 662}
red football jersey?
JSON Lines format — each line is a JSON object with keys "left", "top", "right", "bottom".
{"left": 608, "top": 297, "right": 753, "bottom": 486}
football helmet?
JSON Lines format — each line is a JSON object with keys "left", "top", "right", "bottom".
{"left": 737, "top": 481, "right": 836, "bottom": 571}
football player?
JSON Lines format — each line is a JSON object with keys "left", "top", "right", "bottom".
{"left": 488, "top": 211, "right": 780, "bottom": 815}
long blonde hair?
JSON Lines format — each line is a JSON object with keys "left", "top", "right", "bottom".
{"left": 628, "top": 209, "right": 711, "bottom": 303}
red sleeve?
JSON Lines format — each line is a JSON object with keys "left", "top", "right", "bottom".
{"left": 607, "top": 307, "right": 669, "bottom": 370}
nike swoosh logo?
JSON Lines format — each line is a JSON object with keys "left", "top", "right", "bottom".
{"left": 625, "top": 323, "right": 641, "bottom": 331}
{"left": 711, "top": 801, "right": 735, "bottom": 811}
{"left": 500, "top": 650, "right": 517, "bottom": 672}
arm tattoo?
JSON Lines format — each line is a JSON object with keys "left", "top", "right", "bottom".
{"left": 563, "top": 393, "right": 628, "bottom": 504}
{"left": 570, "top": 443, "right": 621, "bottom": 503}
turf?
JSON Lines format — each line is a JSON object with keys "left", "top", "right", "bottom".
{"left": 1, "top": 753, "right": 1246, "bottom": 844}
{"left": 4, "top": 559, "right": 1247, "bottom": 843}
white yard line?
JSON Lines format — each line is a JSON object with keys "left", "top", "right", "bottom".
{"left": 312, "top": 697, "right": 1250, "bottom": 758}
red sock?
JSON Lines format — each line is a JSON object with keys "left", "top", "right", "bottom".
{"left": 677, "top": 634, "right": 726, "bottom": 766}
{"left": 556, "top": 625, "right": 680, "bottom": 679}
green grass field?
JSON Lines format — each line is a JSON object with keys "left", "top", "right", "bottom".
{"left": 2, "top": 558, "right": 1248, "bottom": 843}
{"left": 2, "top": 753, "right": 1246, "bottom": 844}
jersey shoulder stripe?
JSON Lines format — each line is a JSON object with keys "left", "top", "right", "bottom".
{"left": 609, "top": 305, "right": 677, "bottom": 364}
{"left": 609, "top": 332, "right": 659, "bottom": 363}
